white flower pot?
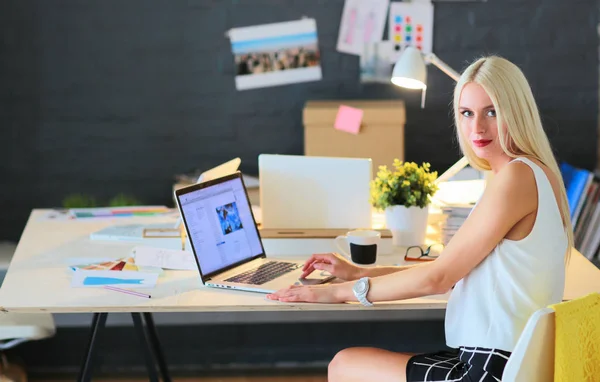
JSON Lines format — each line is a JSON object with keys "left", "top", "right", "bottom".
{"left": 385, "top": 205, "right": 429, "bottom": 247}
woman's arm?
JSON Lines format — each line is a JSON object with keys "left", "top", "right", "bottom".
{"left": 335, "top": 161, "right": 539, "bottom": 303}
{"left": 358, "top": 263, "right": 423, "bottom": 278}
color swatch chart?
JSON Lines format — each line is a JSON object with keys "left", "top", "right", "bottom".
{"left": 388, "top": 1, "right": 434, "bottom": 61}
{"left": 392, "top": 15, "right": 424, "bottom": 51}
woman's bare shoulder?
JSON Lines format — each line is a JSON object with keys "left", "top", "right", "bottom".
{"left": 519, "top": 157, "right": 561, "bottom": 197}
{"left": 507, "top": 157, "right": 566, "bottom": 222}
{"left": 498, "top": 157, "right": 558, "bottom": 188}
{"left": 491, "top": 159, "right": 538, "bottom": 204}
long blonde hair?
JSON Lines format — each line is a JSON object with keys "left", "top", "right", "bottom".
{"left": 452, "top": 56, "right": 573, "bottom": 263}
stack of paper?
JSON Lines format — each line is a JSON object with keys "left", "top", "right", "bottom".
{"left": 68, "top": 246, "right": 196, "bottom": 289}
{"left": 440, "top": 204, "right": 473, "bottom": 245}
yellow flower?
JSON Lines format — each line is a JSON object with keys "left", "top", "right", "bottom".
{"left": 369, "top": 159, "right": 439, "bottom": 210}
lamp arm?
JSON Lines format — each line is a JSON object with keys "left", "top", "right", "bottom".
{"left": 423, "top": 53, "right": 470, "bottom": 183}
{"left": 434, "top": 155, "right": 471, "bottom": 184}
{"left": 424, "top": 53, "right": 461, "bottom": 82}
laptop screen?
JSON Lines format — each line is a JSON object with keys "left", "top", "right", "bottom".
{"left": 177, "top": 176, "right": 263, "bottom": 276}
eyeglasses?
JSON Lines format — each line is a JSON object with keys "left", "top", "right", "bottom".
{"left": 404, "top": 243, "right": 444, "bottom": 262}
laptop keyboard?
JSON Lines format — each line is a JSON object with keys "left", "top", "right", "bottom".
{"left": 224, "top": 261, "right": 300, "bottom": 285}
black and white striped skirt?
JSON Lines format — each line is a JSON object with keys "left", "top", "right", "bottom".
{"left": 405, "top": 346, "right": 511, "bottom": 382}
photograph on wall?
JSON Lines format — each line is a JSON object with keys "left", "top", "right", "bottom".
{"left": 216, "top": 202, "right": 243, "bottom": 235}
{"left": 360, "top": 40, "right": 395, "bottom": 83}
{"left": 336, "top": 0, "right": 390, "bottom": 56}
{"left": 388, "top": 1, "right": 434, "bottom": 63}
{"left": 229, "top": 18, "right": 322, "bottom": 91}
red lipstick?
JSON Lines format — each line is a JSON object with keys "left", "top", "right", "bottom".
{"left": 473, "top": 139, "right": 492, "bottom": 148}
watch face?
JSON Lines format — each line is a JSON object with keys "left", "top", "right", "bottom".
{"left": 354, "top": 280, "right": 367, "bottom": 294}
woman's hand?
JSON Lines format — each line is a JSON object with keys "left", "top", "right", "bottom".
{"left": 300, "top": 253, "right": 363, "bottom": 281}
{"left": 266, "top": 284, "right": 348, "bottom": 303}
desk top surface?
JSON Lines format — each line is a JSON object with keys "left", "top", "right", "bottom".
{"left": 0, "top": 209, "right": 598, "bottom": 314}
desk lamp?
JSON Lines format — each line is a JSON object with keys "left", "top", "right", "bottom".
{"left": 391, "top": 46, "right": 469, "bottom": 184}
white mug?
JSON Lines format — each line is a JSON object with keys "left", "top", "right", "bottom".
{"left": 335, "top": 229, "right": 381, "bottom": 265}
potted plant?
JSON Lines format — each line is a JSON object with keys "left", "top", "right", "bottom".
{"left": 62, "top": 193, "right": 98, "bottom": 208}
{"left": 369, "top": 159, "right": 438, "bottom": 246}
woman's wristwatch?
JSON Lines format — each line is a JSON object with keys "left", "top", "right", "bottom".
{"left": 353, "top": 277, "right": 373, "bottom": 307}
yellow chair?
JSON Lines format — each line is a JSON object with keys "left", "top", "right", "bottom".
{"left": 502, "top": 293, "right": 600, "bottom": 382}
{"left": 502, "top": 307, "right": 555, "bottom": 382}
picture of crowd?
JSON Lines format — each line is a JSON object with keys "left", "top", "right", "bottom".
{"left": 235, "top": 45, "right": 321, "bottom": 76}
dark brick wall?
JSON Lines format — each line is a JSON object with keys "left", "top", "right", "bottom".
{"left": 1, "top": 0, "right": 598, "bottom": 241}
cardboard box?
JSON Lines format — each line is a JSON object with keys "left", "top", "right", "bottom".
{"left": 303, "top": 100, "right": 405, "bottom": 175}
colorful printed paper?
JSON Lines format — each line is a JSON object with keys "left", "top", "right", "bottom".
{"left": 337, "top": 0, "right": 390, "bottom": 56}
{"left": 388, "top": 1, "right": 434, "bottom": 62}
{"left": 69, "top": 206, "right": 174, "bottom": 219}
{"left": 229, "top": 18, "right": 322, "bottom": 90}
{"left": 71, "top": 270, "right": 158, "bottom": 288}
{"left": 334, "top": 105, "right": 364, "bottom": 135}
{"left": 70, "top": 257, "right": 140, "bottom": 272}
{"left": 360, "top": 40, "right": 395, "bottom": 83}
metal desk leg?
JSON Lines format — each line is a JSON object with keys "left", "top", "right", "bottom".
{"left": 143, "top": 312, "right": 172, "bottom": 382}
{"left": 132, "top": 313, "right": 160, "bottom": 382}
{"left": 76, "top": 312, "right": 171, "bottom": 382}
{"left": 77, "top": 312, "right": 108, "bottom": 382}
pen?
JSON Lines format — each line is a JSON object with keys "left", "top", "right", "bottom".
{"left": 180, "top": 225, "right": 186, "bottom": 251}
{"left": 103, "top": 285, "right": 151, "bottom": 299}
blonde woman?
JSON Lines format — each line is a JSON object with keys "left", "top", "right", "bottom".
{"left": 267, "top": 55, "right": 572, "bottom": 382}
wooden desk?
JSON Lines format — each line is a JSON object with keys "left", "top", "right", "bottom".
{"left": 1, "top": 209, "right": 599, "bottom": 381}
{"left": 1, "top": 210, "right": 597, "bottom": 314}
{"left": 0, "top": 210, "right": 450, "bottom": 315}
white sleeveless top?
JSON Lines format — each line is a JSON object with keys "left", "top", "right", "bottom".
{"left": 445, "top": 157, "right": 568, "bottom": 352}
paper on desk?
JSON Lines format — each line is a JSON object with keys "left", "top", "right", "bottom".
{"left": 334, "top": 105, "right": 363, "bottom": 134}
{"left": 68, "top": 257, "right": 139, "bottom": 271}
{"left": 71, "top": 270, "right": 158, "bottom": 288}
{"left": 131, "top": 246, "right": 196, "bottom": 271}
{"left": 39, "top": 209, "right": 74, "bottom": 221}
{"left": 70, "top": 206, "right": 176, "bottom": 219}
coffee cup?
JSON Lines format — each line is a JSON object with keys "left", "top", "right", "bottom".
{"left": 334, "top": 230, "right": 381, "bottom": 265}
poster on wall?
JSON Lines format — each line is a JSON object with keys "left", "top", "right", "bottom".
{"left": 336, "top": 0, "right": 390, "bottom": 56}
{"left": 359, "top": 40, "right": 395, "bottom": 83}
{"left": 388, "top": 1, "right": 434, "bottom": 63}
{"left": 228, "top": 18, "right": 322, "bottom": 91}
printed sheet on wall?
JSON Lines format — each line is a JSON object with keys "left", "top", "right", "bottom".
{"left": 336, "top": 0, "right": 390, "bottom": 56}
{"left": 229, "top": 18, "right": 323, "bottom": 91}
{"left": 388, "top": 1, "right": 434, "bottom": 63}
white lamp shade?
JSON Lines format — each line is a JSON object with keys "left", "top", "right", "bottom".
{"left": 391, "top": 46, "right": 427, "bottom": 89}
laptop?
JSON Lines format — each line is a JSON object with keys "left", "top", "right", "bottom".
{"left": 174, "top": 171, "right": 335, "bottom": 293}
{"left": 258, "top": 154, "right": 373, "bottom": 230}
{"left": 172, "top": 158, "right": 242, "bottom": 229}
